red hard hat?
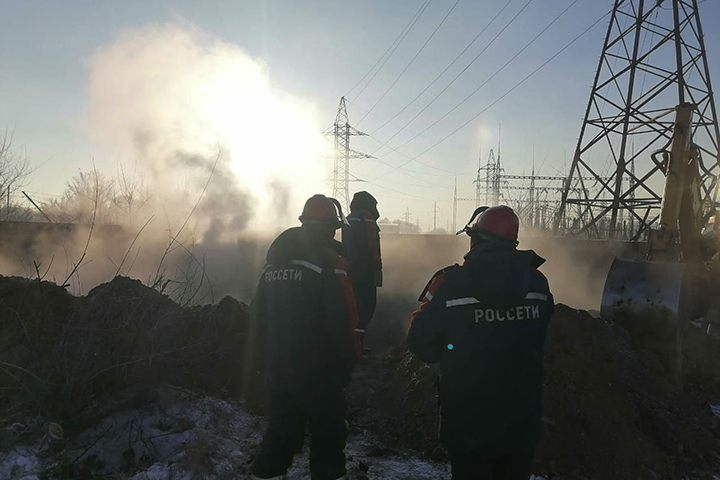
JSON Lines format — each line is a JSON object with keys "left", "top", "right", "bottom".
{"left": 471, "top": 205, "right": 519, "bottom": 242}
{"left": 299, "top": 194, "right": 341, "bottom": 228}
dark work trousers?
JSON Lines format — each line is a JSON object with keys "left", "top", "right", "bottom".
{"left": 251, "top": 391, "right": 348, "bottom": 480}
{"left": 449, "top": 447, "right": 535, "bottom": 480}
{"left": 352, "top": 277, "right": 377, "bottom": 331}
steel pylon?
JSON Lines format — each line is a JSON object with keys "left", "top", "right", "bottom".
{"left": 556, "top": 0, "right": 720, "bottom": 239}
{"left": 324, "top": 97, "right": 373, "bottom": 213}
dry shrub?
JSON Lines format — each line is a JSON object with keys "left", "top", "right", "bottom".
{"left": 181, "top": 432, "right": 214, "bottom": 477}
{"left": 0, "top": 275, "right": 264, "bottom": 439}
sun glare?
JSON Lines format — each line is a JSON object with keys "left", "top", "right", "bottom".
{"left": 86, "top": 24, "right": 331, "bottom": 232}
{"left": 185, "top": 59, "right": 328, "bottom": 229}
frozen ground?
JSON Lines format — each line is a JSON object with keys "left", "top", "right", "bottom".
{"left": 2, "top": 385, "right": 716, "bottom": 479}
{"left": 0, "top": 386, "right": 456, "bottom": 480}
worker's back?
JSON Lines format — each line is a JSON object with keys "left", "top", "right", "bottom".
{"left": 409, "top": 241, "right": 553, "bottom": 455}
{"left": 252, "top": 226, "right": 358, "bottom": 393}
{"left": 343, "top": 210, "right": 382, "bottom": 281}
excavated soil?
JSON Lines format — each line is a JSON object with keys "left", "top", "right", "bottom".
{"left": 360, "top": 305, "right": 720, "bottom": 480}
{"left": 0, "top": 275, "right": 263, "bottom": 445}
{"left": 4, "top": 274, "right": 720, "bottom": 479}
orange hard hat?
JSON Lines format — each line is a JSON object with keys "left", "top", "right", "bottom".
{"left": 299, "top": 194, "right": 341, "bottom": 228}
{"left": 470, "top": 205, "right": 519, "bottom": 242}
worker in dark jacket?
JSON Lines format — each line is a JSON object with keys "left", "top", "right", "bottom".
{"left": 408, "top": 205, "right": 553, "bottom": 480}
{"left": 342, "top": 191, "right": 383, "bottom": 352}
{"left": 250, "top": 194, "right": 361, "bottom": 480}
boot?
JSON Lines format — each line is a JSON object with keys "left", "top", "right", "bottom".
{"left": 357, "top": 330, "right": 372, "bottom": 357}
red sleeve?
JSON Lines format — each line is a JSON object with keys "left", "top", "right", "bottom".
{"left": 335, "top": 256, "right": 362, "bottom": 358}
{"left": 364, "top": 213, "right": 382, "bottom": 272}
{"left": 411, "top": 274, "right": 445, "bottom": 326}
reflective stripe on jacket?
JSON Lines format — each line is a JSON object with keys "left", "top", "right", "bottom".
{"left": 408, "top": 242, "right": 554, "bottom": 454}
{"left": 251, "top": 227, "right": 360, "bottom": 392}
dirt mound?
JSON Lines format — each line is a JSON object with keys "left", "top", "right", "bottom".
{"left": 376, "top": 304, "right": 720, "bottom": 480}
{"left": 0, "top": 275, "right": 77, "bottom": 353}
{"left": 0, "top": 275, "right": 262, "bottom": 438}
{"left": 348, "top": 345, "right": 440, "bottom": 458}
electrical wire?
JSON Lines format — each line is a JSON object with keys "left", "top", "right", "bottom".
{"left": 345, "top": 0, "right": 432, "bottom": 98}
{"left": 370, "top": 10, "right": 611, "bottom": 182}
{"left": 369, "top": 0, "right": 536, "bottom": 154}
{"left": 356, "top": 0, "right": 463, "bottom": 126}
{"left": 388, "top": 0, "right": 580, "bottom": 156}
{"left": 350, "top": 0, "right": 433, "bottom": 103}
{"left": 369, "top": 0, "right": 516, "bottom": 136}
{"left": 356, "top": 138, "right": 454, "bottom": 188}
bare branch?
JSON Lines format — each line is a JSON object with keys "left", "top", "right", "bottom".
{"left": 62, "top": 165, "right": 100, "bottom": 288}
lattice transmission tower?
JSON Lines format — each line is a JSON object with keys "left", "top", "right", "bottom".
{"left": 557, "top": 0, "right": 720, "bottom": 239}
{"left": 475, "top": 149, "right": 503, "bottom": 207}
{"left": 324, "top": 97, "right": 373, "bottom": 212}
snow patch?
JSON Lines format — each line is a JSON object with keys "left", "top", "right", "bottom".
{"left": 1, "top": 386, "right": 554, "bottom": 480}
{"left": 0, "top": 445, "right": 42, "bottom": 480}
{"left": 1, "top": 386, "right": 471, "bottom": 480}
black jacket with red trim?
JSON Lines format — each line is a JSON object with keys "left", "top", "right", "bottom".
{"left": 408, "top": 241, "right": 554, "bottom": 454}
{"left": 251, "top": 227, "right": 361, "bottom": 392}
{"left": 343, "top": 210, "right": 382, "bottom": 284}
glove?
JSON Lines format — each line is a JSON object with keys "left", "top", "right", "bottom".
{"left": 374, "top": 270, "right": 383, "bottom": 287}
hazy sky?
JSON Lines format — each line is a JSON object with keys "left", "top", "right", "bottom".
{"left": 2, "top": 0, "right": 719, "bottom": 230}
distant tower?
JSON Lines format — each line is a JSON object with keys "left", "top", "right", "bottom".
{"left": 325, "top": 97, "right": 373, "bottom": 212}
{"left": 557, "top": 0, "right": 720, "bottom": 239}
{"left": 485, "top": 149, "right": 502, "bottom": 206}
{"left": 475, "top": 147, "right": 483, "bottom": 208}
{"left": 453, "top": 177, "right": 458, "bottom": 233}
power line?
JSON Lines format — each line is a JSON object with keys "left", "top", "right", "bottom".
{"left": 345, "top": 0, "right": 432, "bottom": 98}
{"left": 369, "top": 0, "right": 515, "bottom": 136}
{"left": 370, "top": 0, "right": 536, "bottom": 154}
{"left": 389, "top": 0, "right": 580, "bottom": 157}
{"left": 370, "top": 10, "right": 610, "bottom": 182}
{"left": 356, "top": 0, "right": 463, "bottom": 126}
{"left": 368, "top": 181, "right": 428, "bottom": 200}
{"left": 358, "top": 138, "right": 454, "bottom": 188}
{"left": 367, "top": 133, "right": 457, "bottom": 174}
{"left": 349, "top": 0, "right": 433, "bottom": 103}
{"left": 362, "top": 3, "right": 567, "bottom": 180}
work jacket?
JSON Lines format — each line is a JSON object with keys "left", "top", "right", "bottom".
{"left": 251, "top": 227, "right": 361, "bottom": 392}
{"left": 408, "top": 241, "right": 554, "bottom": 454}
{"left": 343, "top": 210, "right": 383, "bottom": 286}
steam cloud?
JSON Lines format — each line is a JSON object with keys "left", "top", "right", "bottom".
{"left": 84, "top": 22, "right": 328, "bottom": 237}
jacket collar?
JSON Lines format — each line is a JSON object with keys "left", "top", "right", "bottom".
{"left": 464, "top": 241, "right": 546, "bottom": 268}
{"left": 465, "top": 241, "right": 516, "bottom": 259}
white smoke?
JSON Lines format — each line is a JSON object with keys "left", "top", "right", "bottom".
{"left": 83, "top": 23, "right": 330, "bottom": 237}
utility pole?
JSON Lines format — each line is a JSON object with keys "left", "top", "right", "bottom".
{"left": 496, "top": 123, "right": 502, "bottom": 207}
{"left": 452, "top": 177, "right": 458, "bottom": 234}
{"left": 485, "top": 149, "right": 498, "bottom": 205}
{"left": 489, "top": 148, "right": 502, "bottom": 207}
{"left": 324, "top": 97, "right": 374, "bottom": 212}
{"left": 557, "top": 0, "right": 720, "bottom": 239}
{"left": 475, "top": 146, "right": 482, "bottom": 208}
{"left": 529, "top": 156, "right": 535, "bottom": 228}
{"left": 433, "top": 200, "right": 438, "bottom": 232}
{"left": 403, "top": 207, "right": 412, "bottom": 233}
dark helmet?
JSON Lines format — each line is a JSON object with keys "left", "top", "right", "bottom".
{"left": 350, "top": 191, "right": 379, "bottom": 219}
{"left": 459, "top": 205, "right": 519, "bottom": 244}
{"left": 299, "top": 194, "right": 342, "bottom": 229}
